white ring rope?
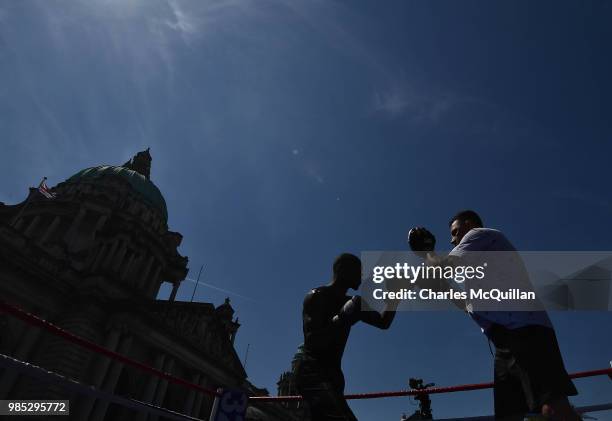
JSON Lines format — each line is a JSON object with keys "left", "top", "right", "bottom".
{"left": 0, "top": 353, "right": 204, "bottom": 421}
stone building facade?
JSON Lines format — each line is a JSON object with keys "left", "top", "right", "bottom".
{"left": 0, "top": 150, "right": 303, "bottom": 421}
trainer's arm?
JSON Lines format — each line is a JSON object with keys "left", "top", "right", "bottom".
{"left": 408, "top": 227, "right": 460, "bottom": 293}
{"left": 411, "top": 252, "right": 461, "bottom": 292}
{"left": 413, "top": 252, "right": 466, "bottom": 310}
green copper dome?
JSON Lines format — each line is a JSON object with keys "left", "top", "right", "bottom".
{"left": 66, "top": 165, "right": 168, "bottom": 222}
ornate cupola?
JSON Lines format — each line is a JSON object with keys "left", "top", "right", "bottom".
{"left": 3, "top": 149, "right": 188, "bottom": 300}
{"left": 122, "top": 148, "right": 152, "bottom": 179}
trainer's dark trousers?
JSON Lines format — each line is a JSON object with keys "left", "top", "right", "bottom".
{"left": 489, "top": 324, "right": 577, "bottom": 419}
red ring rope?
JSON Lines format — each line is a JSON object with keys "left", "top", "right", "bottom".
{"left": 0, "top": 301, "right": 220, "bottom": 398}
{"left": 1, "top": 301, "right": 610, "bottom": 402}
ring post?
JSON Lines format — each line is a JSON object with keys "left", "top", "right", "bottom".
{"left": 209, "top": 388, "right": 248, "bottom": 421}
{"left": 208, "top": 388, "right": 223, "bottom": 421}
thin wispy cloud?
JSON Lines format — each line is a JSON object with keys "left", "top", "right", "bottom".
{"left": 164, "top": 0, "right": 197, "bottom": 36}
{"left": 0, "top": 0, "right": 258, "bottom": 182}
{"left": 279, "top": 1, "right": 497, "bottom": 131}
{"left": 371, "top": 82, "right": 534, "bottom": 146}
{"left": 373, "top": 84, "right": 461, "bottom": 122}
{"left": 153, "top": 0, "right": 259, "bottom": 41}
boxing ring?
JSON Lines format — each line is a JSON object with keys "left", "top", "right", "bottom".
{"left": 1, "top": 301, "right": 611, "bottom": 420}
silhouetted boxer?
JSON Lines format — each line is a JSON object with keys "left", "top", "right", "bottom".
{"left": 293, "top": 253, "right": 398, "bottom": 421}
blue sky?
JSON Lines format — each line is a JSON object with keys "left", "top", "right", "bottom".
{"left": 1, "top": 1, "right": 611, "bottom": 418}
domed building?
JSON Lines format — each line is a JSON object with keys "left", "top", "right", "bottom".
{"left": 0, "top": 150, "right": 303, "bottom": 421}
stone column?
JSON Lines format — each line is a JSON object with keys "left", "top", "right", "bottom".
{"left": 13, "top": 216, "right": 26, "bottom": 231}
{"left": 135, "top": 353, "right": 166, "bottom": 421}
{"left": 168, "top": 281, "right": 180, "bottom": 302}
{"left": 22, "top": 302, "right": 109, "bottom": 401}
{"left": 102, "top": 241, "right": 120, "bottom": 268}
{"left": 112, "top": 240, "right": 128, "bottom": 272}
{"left": 149, "top": 357, "right": 175, "bottom": 421}
{"left": 146, "top": 265, "right": 162, "bottom": 298}
{"left": 138, "top": 256, "right": 155, "bottom": 288}
{"left": 126, "top": 254, "right": 143, "bottom": 286}
{"left": 72, "top": 328, "right": 121, "bottom": 420}
{"left": 182, "top": 372, "right": 201, "bottom": 416}
{"left": 39, "top": 215, "right": 60, "bottom": 244}
{"left": 94, "top": 214, "right": 108, "bottom": 231}
{"left": 23, "top": 215, "right": 41, "bottom": 237}
{"left": 192, "top": 376, "right": 214, "bottom": 419}
{"left": 121, "top": 252, "right": 136, "bottom": 281}
{"left": 92, "top": 328, "right": 122, "bottom": 387}
{"left": 64, "top": 207, "right": 86, "bottom": 243}
{"left": 0, "top": 319, "right": 45, "bottom": 397}
{"left": 89, "top": 334, "right": 133, "bottom": 421}
{"left": 91, "top": 243, "right": 108, "bottom": 272}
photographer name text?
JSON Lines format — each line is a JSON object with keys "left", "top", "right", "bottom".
{"left": 372, "top": 288, "right": 536, "bottom": 302}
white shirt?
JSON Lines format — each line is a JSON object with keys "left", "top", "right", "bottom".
{"left": 448, "top": 228, "right": 552, "bottom": 332}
